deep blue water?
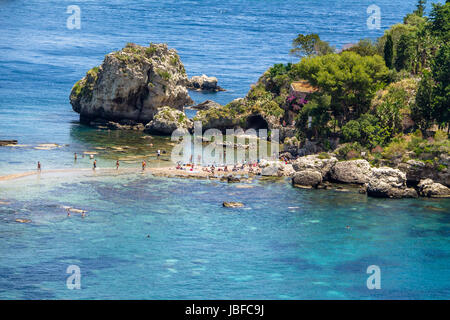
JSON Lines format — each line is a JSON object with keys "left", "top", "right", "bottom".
{"left": 0, "top": 0, "right": 449, "bottom": 299}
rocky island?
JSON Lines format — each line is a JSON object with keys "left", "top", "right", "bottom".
{"left": 69, "top": 3, "right": 449, "bottom": 199}
{"left": 70, "top": 43, "right": 193, "bottom": 129}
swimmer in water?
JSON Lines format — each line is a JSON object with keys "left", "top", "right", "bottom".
{"left": 67, "top": 208, "right": 70, "bottom": 217}
{"left": 81, "top": 211, "right": 86, "bottom": 218}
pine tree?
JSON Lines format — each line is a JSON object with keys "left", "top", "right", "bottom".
{"left": 384, "top": 34, "right": 394, "bottom": 69}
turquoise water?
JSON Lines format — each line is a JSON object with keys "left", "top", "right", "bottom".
{"left": 0, "top": 0, "right": 449, "bottom": 299}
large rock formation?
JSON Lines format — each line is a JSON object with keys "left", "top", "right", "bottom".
{"left": 417, "top": 179, "right": 450, "bottom": 198}
{"left": 292, "top": 154, "right": 337, "bottom": 179}
{"left": 366, "top": 167, "right": 417, "bottom": 198}
{"left": 144, "top": 106, "right": 193, "bottom": 135}
{"left": 70, "top": 43, "right": 193, "bottom": 124}
{"left": 330, "top": 160, "right": 372, "bottom": 184}
{"left": 398, "top": 158, "right": 450, "bottom": 187}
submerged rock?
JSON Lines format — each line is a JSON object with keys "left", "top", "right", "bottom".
{"left": 223, "top": 202, "right": 244, "bottom": 208}
{"left": 70, "top": 43, "right": 193, "bottom": 124}
{"left": 417, "top": 179, "right": 450, "bottom": 198}
{"left": 15, "top": 218, "right": 31, "bottom": 223}
{"left": 331, "top": 160, "right": 372, "bottom": 184}
{"left": 367, "top": 167, "right": 417, "bottom": 198}
{"left": 144, "top": 106, "right": 192, "bottom": 135}
{"left": 188, "top": 74, "right": 225, "bottom": 92}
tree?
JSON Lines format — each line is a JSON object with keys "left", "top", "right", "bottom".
{"left": 290, "top": 33, "right": 334, "bottom": 58}
{"left": 414, "top": 0, "right": 427, "bottom": 17}
{"left": 412, "top": 70, "right": 435, "bottom": 132}
{"left": 395, "top": 33, "right": 416, "bottom": 72}
{"left": 289, "top": 52, "right": 390, "bottom": 125}
{"left": 384, "top": 34, "right": 394, "bottom": 69}
{"left": 429, "top": 1, "right": 450, "bottom": 42}
{"left": 344, "top": 39, "right": 378, "bottom": 56}
{"left": 431, "top": 43, "right": 450, "bottom": 129}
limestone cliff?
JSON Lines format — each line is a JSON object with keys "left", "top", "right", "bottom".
{"left": 70, "top": 43, "right": 193, "bottom": 123}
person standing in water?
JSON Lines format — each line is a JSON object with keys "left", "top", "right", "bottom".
{"left": 157, "top": 149, "right": 161, "bottom": 158}
{"left": 74, "top": 153, "right": 77, "bottom": 161}
{"left": 142, "top": 160, "right": 146, "bottom": 171}
{"left": 116, "top": 160, "right": 120, "bottom": 170}
{"left": 37, "top": 161, "right": 41, "bottom": 172}
{"left": 93, "top": 160, "right": 97, "bottom": 170}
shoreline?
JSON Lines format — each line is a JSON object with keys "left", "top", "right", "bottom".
{"left": 0, "top": 166, "right": 259, "bottom": 183}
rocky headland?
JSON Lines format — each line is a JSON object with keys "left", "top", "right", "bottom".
{"left": 70, "top": 43, "right": 193, "bottom": 127}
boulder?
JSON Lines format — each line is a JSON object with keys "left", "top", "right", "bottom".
{"left": 417, "top": 179, "right": 450, "bottom": 198}
{"left": 188, "top": 74, "right": 225, "bottom": 92}
{"left": 261, "top": 165, "right": 279, "bottom": 177}
{"left": 70, "top": 43, "right": 193, "bottom": 124}
{"left": 398, "top": 159, "right": 449, "bottom": 187}
{"left": 331, "top": 160, "right": 372, "bottom": 184}
{"left": 190, "top": 100, "right": 222, "bottom": 110}
{"left": 292, "top": 154, "right": 337, "bottom": 179}
{"left": 144, "top": 106, "right": 192, "bottom": 135}
{"left": 292, "top": 170, "right": 323, "bottom": 188}
{"left": 223, "top": 202, "right": 244, "bottom": 208}
{"left": 367, "top": 167, "right": 418, "bottom": 198}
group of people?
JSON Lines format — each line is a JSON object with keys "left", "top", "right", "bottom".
{"left": 175, "top": 160, "right": 263, "bottom": 175}
{"left": 36, "top": 149, "right": 164, "bottom": 173}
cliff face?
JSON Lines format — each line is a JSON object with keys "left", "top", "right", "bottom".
{"left": 70, "top": 43, "right": 193, "bottom": 123}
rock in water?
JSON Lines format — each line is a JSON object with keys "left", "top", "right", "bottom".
{"left": 15, "top": 219, "right": 31, "bottom": 223}
{"left": 70, "top": 43, "right": 193, "bottom": 124}
{"left": 367, "top": 167, "right": 418, "bottom": 198}
{"left": 417, "top": 179, "right": 450, "bottom": 198}
{"left": 190, "top": 100, "right": 222, "bottom": 110}
{"left": 188, "top": 74, "right": 225, "bottom": 92}
{"left": 292, "top": 170, "right": 323, "bottom": 188}
{"left": 144, "top": 106, "right": 193, "bottom": 135}
{"left": 223, "top": 202, "right": 244, "bottom": 208}
{"left": 331, "top": 160, "right": 372, "bottom": 184}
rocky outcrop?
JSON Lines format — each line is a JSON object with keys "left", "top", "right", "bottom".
{"left": 144, "top": 106, "right": 192, "bottom": 135}
{"left": 70, "top": 43, "right": 193, "bottom": 124}
{"left": 367, "top": 167, "right": 418, "bottom": 198}
{"left": 292, "top": 154, "right": 337, "bottom": 179}
{"left": 292, "top": 170, "right": 322, "bottom": 188}
{"left": 398, "top": 158, "right": 450, "bottom": 187}
{"left": 331, "top": 160, "right": 372, "bottom": 184}
{"left": 188, "top": 74, "right": 225, "bottom": 92}
{"left": 189, "top": 100, "right": 222, "bottom": 110}
{"left": 223, "top": 202, "right": 244, "bottom": 208}
{"left": 260, "top": 161, "right": 295, "bottom": 177}
{"left": 417, "top": 179, "right": 450, "bottom": 198}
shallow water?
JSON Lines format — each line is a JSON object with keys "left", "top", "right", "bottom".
{"left": 0, "top": 0, "right": 449, "bottom": 299}
{"left": 1, "top": 174, "right": 449, "bottom": 299}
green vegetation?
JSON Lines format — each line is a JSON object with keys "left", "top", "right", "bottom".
{"left": 289, "top": 33, "right": 335, "bottom": 57}
{"left": 195, "top": 0, "right": 449, "bottom": 165}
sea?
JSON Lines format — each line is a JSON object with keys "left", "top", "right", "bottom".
{"left": 0, "top": 0, "right": 448, "bottom": 299}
